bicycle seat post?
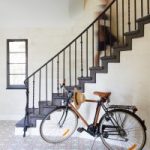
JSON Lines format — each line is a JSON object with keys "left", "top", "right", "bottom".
{"left": 93, "top": 101, "right": 101, "bottom": 127}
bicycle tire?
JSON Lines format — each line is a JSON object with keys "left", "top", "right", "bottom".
{"left": 99, "top": 109, "right": 146, "bottom": 150}
{"left": 40, "top": 106, "right": 78, "bottom": 143}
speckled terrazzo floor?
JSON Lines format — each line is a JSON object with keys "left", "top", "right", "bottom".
{"left": 0, "top": 121, "right": 107, "bottom": 150}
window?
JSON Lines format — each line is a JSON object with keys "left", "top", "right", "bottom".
{"left": 7, "top": 39, "right": 28, "bottom": 89}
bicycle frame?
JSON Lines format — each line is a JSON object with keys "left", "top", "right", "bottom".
{"left": 40, "top": 84, "right": 146, "bottom": 149}
{"left": 68, "top": 98, "right": 126, "bottom": 138}
{"left": 60, "top": 85, "right": 140, "bottom": 138}
{"left": 69, "top": 99, "right": 103, "bottom": 128}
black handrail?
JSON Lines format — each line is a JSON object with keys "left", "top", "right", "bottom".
{"left": 24, "top": 0, "right": 116, "bottom": 83}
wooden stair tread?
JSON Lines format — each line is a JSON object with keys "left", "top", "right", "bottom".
{"left": 136, "top": 14, "right": 150, "bottom": 22}
{"left": 101, "top": 55, "right": 116, "bottom": 60}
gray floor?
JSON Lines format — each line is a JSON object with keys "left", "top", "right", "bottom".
{"left": 0, "top": 121, "right": 107, "bottom": 150}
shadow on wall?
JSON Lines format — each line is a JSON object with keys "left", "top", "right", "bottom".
{"left": 69, "top": 0, "right": 84, "bottom": 18}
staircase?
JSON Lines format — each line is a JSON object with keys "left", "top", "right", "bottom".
{"left": 16, "top": 0, "right": 150, "bottom": 135}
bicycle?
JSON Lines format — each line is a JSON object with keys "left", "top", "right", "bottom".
{"left": 40, "top": 83, "right": 147, "bottom": 150}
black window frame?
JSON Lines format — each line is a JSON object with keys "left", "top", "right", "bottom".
{"left": 7, "top": 39, "right": 28, "bottom": 89}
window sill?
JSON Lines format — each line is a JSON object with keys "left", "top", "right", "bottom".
{"left": 7, "top": 85, "right": 26, "bottom": 90}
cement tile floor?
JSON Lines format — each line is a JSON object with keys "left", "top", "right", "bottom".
{"left": 0, "top": 121, "right": 107, "bottom": 150}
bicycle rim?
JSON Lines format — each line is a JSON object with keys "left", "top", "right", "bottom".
{"left": 99, "top": 109, "right": 146, "bottom": 150}
{"left": 40, "top": 107, "right": 78, "bottom": 143}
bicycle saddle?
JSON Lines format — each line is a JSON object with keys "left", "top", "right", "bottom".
{"left": 93, "top": 91, "right": 111, "bottom": 99}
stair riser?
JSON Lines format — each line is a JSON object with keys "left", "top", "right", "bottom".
{"left": 16, "top": 117, "right": 37, "bottom": 128}
{"left": 39, "top": 107, "right": 56, "bottom": 116}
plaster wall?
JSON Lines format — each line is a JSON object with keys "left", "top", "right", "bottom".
{"left": 0, "top": 27, "right": 71, "bottom": 119}
{"left": 0, "top": 0, "right": 84, "bottom": 119}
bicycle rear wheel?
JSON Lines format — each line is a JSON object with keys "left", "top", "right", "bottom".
{"left": 40, "top": 107, "right": 78, "bottom": 143}
{"left": 99, "top": 109, "right": 146, "bottom": 150}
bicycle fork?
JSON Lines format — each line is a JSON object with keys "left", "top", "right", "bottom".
{"left": 58, "top": 108, "right": 68, "bottom": 127}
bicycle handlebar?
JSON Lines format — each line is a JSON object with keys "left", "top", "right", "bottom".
{"left": 60, "top": 81, "right": 73, "bottom": 105}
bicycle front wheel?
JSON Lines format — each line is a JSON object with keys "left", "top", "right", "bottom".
{"left": 99, "top": 109, "right": 146, "bottom": 150}
{"left": 40, "top": 107, "right": 78, "bottom": 143}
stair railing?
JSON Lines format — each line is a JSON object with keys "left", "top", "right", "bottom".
{"left": 23, "top": 0, "right": 150, "bottom": 135}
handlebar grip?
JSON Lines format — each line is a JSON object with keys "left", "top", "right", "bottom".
{"left": 60, "top": 79, "right": 66, "bottom": 88}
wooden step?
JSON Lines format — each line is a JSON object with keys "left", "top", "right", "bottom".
{"left": 89, "top": 66, "right": 104, "bottom": 71}
{"left": 124, "top": 30, "right": 140, "bottom": 36}
{"left": 78, "top": 76, "right": 92, "bottom": 82}
{"left": 101, "top": 55, "right": 116, "bottom": 60}
{"left": 16, "top": 117, "right": 36, "bottom": 128}
{"left": 136, "top": 14, "right": 150, "bottom": 23}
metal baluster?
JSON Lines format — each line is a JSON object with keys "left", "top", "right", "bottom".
{"left": 98, "top": 19, "right": 100, "bottom": 51}
{"left": 69, "top": 46, "right": 71, "bottom": 86}
{"left": 122, "top": 0, "right": 125, "bottom": 44}
{"left": 51, "top": 60, "right": 53, "bottom": 101}
{"left": 97, "top": 19, "right": 101, "bottom": 66}
{"left": 116, "top": 0, "right": 119, "bottom": 43}
{"left": 104, "top": 16, "right": 106, "bottom": 57}
{"left": 63, "top": 51, "right": 65, "bottom": 83}
{"left": 134, "top": 0, "right": 137, "bottom": 30}
{"left": 148, "top": 0, "right": 149, "bottom": 14}
{"left": 92, "top": 25, "right": 95, "bottom": 67}
{"left": 57, "top": 56, "right": 59, "bottom": 94}
{"left": 39, "top": 70, "right": 41, "bottom": 114}
{"left": 128, "top": 0, "right": 131, "bottom": 32}
{"left": 141, "top": 0, "right": 143, "bottom": 17}
{"left": 45, "top": 65, "right": 48, "bottom": 105}
{"left": 81, "top": 35, "right": 83, "bottom": 77}
{"left": 75, "top": 41, "right": 77, "bottom": 86}
{"left": 86, "top": 31, "right": 89, "bottom": 77}
{"left": 110, "top": 6, "right": 112, "bottom": 55}
{"left": 24, "top": 80, "right": 29, "bottom": 137}
{"left": 32, "top": 75, "right": 35, "bottom": 114}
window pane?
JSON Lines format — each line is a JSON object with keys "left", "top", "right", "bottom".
{"left": 9, "top": 53, "right": 26, "bottom": 63}
{"left": 9, "top": 42, "right": 25, "bottom": 52}
{"left": 7, "top": 39, "right": 28, "bottom": 88}
{"left": 9, "top": 64, "right": 25, "bottom": 74}
{"left": 9, "top": 75, "right": 25, "bottom": 85}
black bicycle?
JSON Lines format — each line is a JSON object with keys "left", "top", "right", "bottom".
{"left": 40, "top": 84, "right": 147, "bottom": 150}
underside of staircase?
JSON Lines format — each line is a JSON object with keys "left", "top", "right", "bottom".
{"left": 16, "top": 0, "right": 150, "bottom": 132}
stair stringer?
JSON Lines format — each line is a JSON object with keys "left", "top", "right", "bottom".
{"left": 57, "top": 15, "right": 150, "bottom": 95}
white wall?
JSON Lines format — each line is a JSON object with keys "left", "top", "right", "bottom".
{"left": 0, "top": 27, "right": 72, "bottom": 120}
{"left": 70, "top": 0, "right": 99, "bottom": 37}
{"left": 0, "top": 0, "right": 85, "bottom": 120}
{"left": 83, "top": 24, "right": 150, "bottom": 149}
{"left": 0, "top": 0, "right": 95, "bottom": 120}
{"left": 69, "top": 0, "right": 84, "bottom": 19}
{"left": 0, "top": 0, "right": 84, "bottom": 28}
{"left": 0, "top": 0, "right": 70, "bottom": 28}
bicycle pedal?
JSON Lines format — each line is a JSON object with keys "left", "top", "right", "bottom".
{"left": 77, "top": 127, "right": 85, "bottom": 133}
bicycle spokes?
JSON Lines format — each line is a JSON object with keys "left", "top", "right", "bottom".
{"left": 100, "top": 110, "right": 146, "bottom": 150}
{"left": 40, "top": 108, "right": 78, "bottom": 143}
